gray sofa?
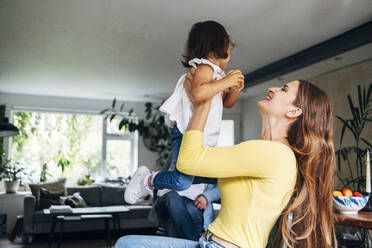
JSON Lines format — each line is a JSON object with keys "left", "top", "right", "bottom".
{"left": 23, "top": 185, "right": 157, "bottom": 236}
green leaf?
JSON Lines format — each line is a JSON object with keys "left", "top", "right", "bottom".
{"left": 146, "top": 111, "right": 152, "bottom": 120}
{"left": 367, "top": 84, "right": 372, "bottom": 107}
{"left": 360, "top": 138, "right": 371, "bottom": 147}
{"left": 112, "top": 98, "right": 116, "bottom": 109}
{"left": 129, "top": 108, "right": 134, "bottom": 116}
{"left": 336, "top": 116, "right": 357, "bottom": 144}
{"left": 145, "top": 102, "right": 152, "bottom": 109}
{"left": 347, "top": 94, "right": 358, "bottom": 121}
{"left": 358, "top": 85, "right": 363, "bottom": 115}
{"left": 120, "top": 103, "right": 125, "bottom": 112}
{"left": 336, "top": 151, "right": 342, "bottom": 171}
{"left": 109, "top": 114, "right": 116, "bottom": 122}
{"left": 119, "top": 119, "right": 127, "bottom": 130}
{"left": 99, "top": 108, "right": 110, "bottom": 115}
{"left": 339, "top": 117, "right": 347, "bottom": 146}
{"left": 348, "top": 119, "right": 360, "bottom": 138}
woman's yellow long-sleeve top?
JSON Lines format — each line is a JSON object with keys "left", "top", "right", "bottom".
{"left": 177, "top": 131, "right": 297, "bottom": 248}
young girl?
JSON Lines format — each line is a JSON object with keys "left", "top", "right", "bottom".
{"left": 124, "top": 20, "right": 244, "bottom": 204}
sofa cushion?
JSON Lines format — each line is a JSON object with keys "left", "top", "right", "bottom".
{"left": 67, "top": 186, "right": 101, "bottom": 207}
{"left": 38, "top": 188, "right": 65, "bottom": 210}
{"left": 29, "top": 179, "right": 67, "bottom": 208}
{"left": 100, "top": 185, "right": 126, "bottom": 206}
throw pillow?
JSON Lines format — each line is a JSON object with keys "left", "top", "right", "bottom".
{"left": 38, "top": 188, "right": 65, "bottom": 210}
{"left": 59, "top": 192, "right": 87, "bottom": 208}
{"left": 29, "top": 179, "right": 67, "bottom": 208}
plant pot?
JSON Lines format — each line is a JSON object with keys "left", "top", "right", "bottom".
{"left": 4, "top": 180, "right": 19, "bottom": 193}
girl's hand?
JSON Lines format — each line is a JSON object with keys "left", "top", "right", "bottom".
{"left": 184, "top": 68, "right": 212, "bottom": 107}
{"left": 225, "top": 70, "right": 244, "bottom": 88}
{"left": 231, "top": 76, "right": 245, "bottom": 93}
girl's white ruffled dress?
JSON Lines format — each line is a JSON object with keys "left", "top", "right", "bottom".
{"left": 160, "top": 58, "right": 225, "bottom": 147}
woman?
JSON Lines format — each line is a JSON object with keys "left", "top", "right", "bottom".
{"left": 115, "top": 70, "right": 336, "bottom": 248}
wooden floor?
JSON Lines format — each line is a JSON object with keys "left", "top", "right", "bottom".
{"left": 0, "top": 228, "right": 160, "bottom": 248}
{"left": 0, "top": 236, "right": 109, "bottom": 248}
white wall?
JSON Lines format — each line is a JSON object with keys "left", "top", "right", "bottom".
{"left": 241, "top": 94, "right": 262, "bottom": 140}
{"left": 311, "top": 59, "right": 372, "bottom": 188}
{"left": 240, "top": 59, "right": 372, "bottom": 188}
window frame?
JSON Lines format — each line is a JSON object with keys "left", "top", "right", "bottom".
{"left": 10, "top": 106, "right": 138, "bottom": 181}
{"left": 102, "top": 114, "right": 138, "bottom": 179}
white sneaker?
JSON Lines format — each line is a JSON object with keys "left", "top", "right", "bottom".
{"left": 124, "top": 166, "right": 153, "bottom": 204}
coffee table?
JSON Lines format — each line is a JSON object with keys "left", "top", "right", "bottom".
{"left": 44, "top": 206, "right": 129, "bottom": 248}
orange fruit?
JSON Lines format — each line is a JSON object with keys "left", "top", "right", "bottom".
{"left": 342, "top": 188, "right": 353, "bottom": 197}
{"left": 333, "top": 191, "right": 343, "bottom": 196}
{"left": 353, "top": 192, "right": 363, "bottom": 197}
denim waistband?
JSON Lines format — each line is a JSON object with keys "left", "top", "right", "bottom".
{"left": 199, "top": 236, "right": 225, "bottom": 248}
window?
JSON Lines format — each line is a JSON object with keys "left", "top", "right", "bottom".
{"left": 103, "top": 115, "right": 138, "bottom": 180}
{"left": 11, "top": 109, "right": 137, "bottom": 184}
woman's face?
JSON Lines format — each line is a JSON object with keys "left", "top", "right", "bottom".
{"left": 257, "top": 80, "right": 300, "bottom": 118}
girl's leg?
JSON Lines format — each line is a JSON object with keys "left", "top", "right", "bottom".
{"left": 152, "top": 170, "right": 194, "bottom": 191}
{"left": 124, "top": 126, "right": 217, "bottom": 204}
{"left": 152, "top": 126, "right": 195, "bottom": 191}
{"left": 152, "top": 126, "right": 217, "bottom": 190}
{"left": 115, "top": 235, "right": 199, "bottom": 248}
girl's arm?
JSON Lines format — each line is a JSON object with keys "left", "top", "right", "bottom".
{"left": 222, "top": 80, "right": 245, "bottom": 108}
{"left": 190, "top": 65, "right": 243, "bottom": 102}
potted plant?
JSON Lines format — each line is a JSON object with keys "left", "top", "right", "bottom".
{"left": 77, "top": 174, "right": 94, "bottom": 186}
{"left": 0, "top": 142, "right": 30, "bottom": 193}
{"left": 0, "top": 163, "right": 26, "bottom": 193}
{"left": 335, "top": 83, "right": 371, "bottom": 192}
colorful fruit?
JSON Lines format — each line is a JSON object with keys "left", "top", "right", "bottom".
{"left": 333, "top": 191, "right": 343, "bottom": 197}
{"left": 353, "top": 192, "right": 363, "bottom": 197}
{"left": 342, "top": 188, "right": 353, "bottom": 197}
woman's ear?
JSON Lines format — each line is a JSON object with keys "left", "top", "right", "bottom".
{"left": 286, "top": 106, "right": 302, "bottom": 119}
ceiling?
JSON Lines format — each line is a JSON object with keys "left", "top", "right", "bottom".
{"left": 0, "top": 0, "right": 372, "bottom": 101}
{"left": 241, "top": 42, "right": 372, "bottom": 98}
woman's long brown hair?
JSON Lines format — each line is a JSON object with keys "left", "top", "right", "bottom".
{"left": 281, "top": 80, "right": 337, "bottom": 247}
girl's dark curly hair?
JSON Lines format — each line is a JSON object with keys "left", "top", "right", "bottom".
{"left": 181, "top": 20, "right": 234, "bottom": 68}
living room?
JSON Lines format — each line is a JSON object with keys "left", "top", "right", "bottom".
{"left": 0, "top": 1, "right": 372, "bottom": 247}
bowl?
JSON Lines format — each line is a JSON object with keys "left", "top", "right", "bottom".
{"left": 333, "top": 195, "right": 369, "bottom": 214}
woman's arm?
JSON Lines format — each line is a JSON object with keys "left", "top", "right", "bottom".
{"left": 177, "top": 132, "right": 288, "bottom": 178}
{"left": 180, "top": 69, "right": 291, "bottom": 178}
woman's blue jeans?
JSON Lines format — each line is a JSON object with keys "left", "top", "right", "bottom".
{"left": 115, "top": 235, "right": 225, "bottom": 248}
{"left": 152, "top": 126, "right": 217, "bottom": 191}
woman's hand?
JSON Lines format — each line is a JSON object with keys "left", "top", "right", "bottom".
{"left": 193, "top": 195, "right": 208, "bottom": 210}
